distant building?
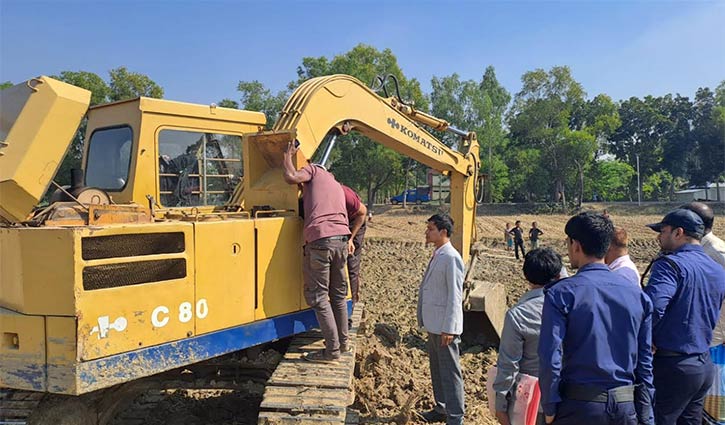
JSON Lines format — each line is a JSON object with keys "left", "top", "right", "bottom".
{"left": 674, "top": 183, "right": 725, "bottom": 202}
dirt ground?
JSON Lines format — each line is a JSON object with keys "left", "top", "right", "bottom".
{"left": 352, "top": 204, "right": 720, "bottom": 424}
{"left": 107, "top": 204, "right": 718, "bottom": 424}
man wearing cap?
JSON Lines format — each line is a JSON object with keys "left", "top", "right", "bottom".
{"left": 643, "top": 209, "right": 725, "bottom": 424}
{"left": 538, "top": 212, "right": 654, "bottom": 425}
{"left": 681, "top": 202, "right": 725, "bottom": 345}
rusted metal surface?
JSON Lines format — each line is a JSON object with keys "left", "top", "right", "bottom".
{"left": 258, "top": 305, "right": 363, "bottom": 424}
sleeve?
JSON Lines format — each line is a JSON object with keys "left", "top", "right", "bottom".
{"left": 493, "top": 310, "right": 524, "bottom": 412}
{"left": 298, "top": 164, "right": 315, "bottom": 183}
{"left": 441, "top": 254, "right": 464, "bottom": 335}
{"left": 538, "top": 289, "right": 566, "bottom": 417}
{"left": 643, "top": 261, "right": 679, "bottom": 327}
{"left": 634, "top": 295, "right": 655, "bottom": 425}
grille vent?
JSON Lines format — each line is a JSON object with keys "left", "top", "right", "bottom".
{"left": 82, "top": 232, "right": 185, "bottom": 260}
{"left": 83, "top": 259, "right": 187, "bottom": 290}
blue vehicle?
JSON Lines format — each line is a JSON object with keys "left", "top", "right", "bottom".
{"left": 390, "top": 188, "right": 431, "bottom": 204}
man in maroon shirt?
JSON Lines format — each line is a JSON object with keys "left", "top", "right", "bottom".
{"left": 341, "top": 184, "right": 368, "bottom": 325}
{"left": 283, "top": 141, "right": 351, "bottom": 362}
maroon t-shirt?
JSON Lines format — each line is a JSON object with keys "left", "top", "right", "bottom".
{"left": 341, "top": 184, "right": 362, "bottom": 225}
{"left": 299, "top": 164, "right": 350, "bottom": 243}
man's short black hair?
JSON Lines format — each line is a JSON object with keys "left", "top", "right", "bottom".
{"left": 564, "top": 212, "right": 614, "bottom": 259}
{"left": 680, "top": 202, "right": 714, "bottom": 232}
{"left": 428, "top": 213, "right": 454, "bottom": 237}
{"left": 523, "top": 248, "right": 563, "bottom": 286}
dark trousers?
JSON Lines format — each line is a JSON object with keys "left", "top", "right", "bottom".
{"left": 347, "top": 224, "right": 366, "bottom": 303}
{"left": 653, "top": 352, "right": 715, "bottom": 425}
{"left": 303, "top": 237, "right": 349, "bottom": 357}
{"left": 347, "top": 224, "right": 366, "bottom": 328}
{"left": 553, "top": 398, "right": 637, "bottom": 425}
{"left": 514, "top": 239, "right": 526, "bottom": 259}
{"left": 427, "top": 333, "right": 464, "bottom": 425}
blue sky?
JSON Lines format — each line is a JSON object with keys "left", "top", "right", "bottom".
{"left": 1, "top": 0, "right": 723, "bottom": 107}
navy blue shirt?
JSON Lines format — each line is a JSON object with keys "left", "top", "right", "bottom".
{"left": 643, "top": 244, "right": 725, "bottom": 355}
{"left": 538, "top": 263, "right": 654, "bottom": 421}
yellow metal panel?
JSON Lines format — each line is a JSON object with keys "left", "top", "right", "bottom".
{"left": 255, "top": 217, "right": 304, "bottom": 319}
{"left": 193, "top": 219, "right": 255, "bottom": 334}
{"left": 0, "top": 308, "right": 46, "bottom": 391}
{"left": 0, "top": 77, "right": 91, "bottom": 223}
{"left": 75, "top": 222, "right": 195, "bottom": 360}
{"left": 46, "top": 316, "right": 78, "bottom": 394}
{"left": 0, "top": 227, "right": 76, "bottom": 316}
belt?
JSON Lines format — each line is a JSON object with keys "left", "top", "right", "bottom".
{"left": 324, "top": 235, "right": 349, "bottom": 241}
{"left": 562, "top": 384, "right": 634, "bottom": 403}
{"left": 654, "top": 349, "right": 687, "bottom": 358}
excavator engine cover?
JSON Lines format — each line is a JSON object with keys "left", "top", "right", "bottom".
{"left": 0, "top": 77, "right": 91, "bottom": 223}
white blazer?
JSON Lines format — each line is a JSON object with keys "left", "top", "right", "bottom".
{"left": 417, "top": 241, "right": 465, "bottom": 335}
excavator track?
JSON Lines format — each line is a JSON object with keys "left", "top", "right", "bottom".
{"left": 258, "top": 304, "right": 363, "bottom": 424}
{"left": 0, "top": 305, "right": 362, "bottom": 425}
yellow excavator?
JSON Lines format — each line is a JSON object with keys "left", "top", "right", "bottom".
{"left": 0, "top": 74, "right": 504, "bottom": 423}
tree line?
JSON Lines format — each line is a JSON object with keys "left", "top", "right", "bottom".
{"left": 3, "top": 45, "right": 723, "bottom": 205}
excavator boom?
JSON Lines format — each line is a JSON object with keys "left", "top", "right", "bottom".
{"left": 247, "top": 74, "right": 480, "bottom": 260}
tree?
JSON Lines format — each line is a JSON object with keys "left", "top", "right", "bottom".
{"left": 690, "top": 87, "right": 725, "bottom": 185}
{"left": 0, "top": 81, "right": 12, "bottom": 90}
{"left": 295, "top": 44, "right": 427, "bottom": 206}
{"left": 108, "top": 66, "right": 163, "bottom": 101}
{"left": 507, "top": 66, "right": 590, "bottom": 203}
{"left": 236, "top": 81, "right": 288, "bottom": 128}
{"left": 586, "top": 160, "right": 636, "bottom": 201}
{"left": 217, "top": 98, "right": 239, "bottom": 109}
{"left": 609, "top": 96, "right": 670, "bottom": 196}
{"left": 429, "top": 66, "right": 511, "bottom": 202}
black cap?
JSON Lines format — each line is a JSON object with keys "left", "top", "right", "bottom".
{"left": 646, "top": 209, "right": 705, "bottom": 236}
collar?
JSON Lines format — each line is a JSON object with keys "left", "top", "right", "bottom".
{"left": 433, "top": 241, "right": 451, "bottom": 256}
{"left": 577, "top": 262, "right": 610, "bottom": 273}
{"left": 608, "top": 254, "right": 632, "bottom": 268}
{"left": 673, "top": 243, "right": 704, "bottom": 254}
{"left": 518, "top": 287, "right": 544, "bottom": 304}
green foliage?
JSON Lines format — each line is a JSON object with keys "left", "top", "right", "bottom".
{"left": 586, "top": 160, "right": 636, "bottom": 201}
{"left": 236, "top": 80, "right": 288, "bottom": 128}
{"left": 53, "top": 71, "right": 110, "bottom": 105}
{"left": 429, "top": 66, "right": 511, "bottom": 202}
{"left": 108, "top": 66, "right": 164, "bottom": 101}
{"left": 642, "top": 170, "right": 674, "bottom": 201}
{"left": 507, "top": 66, "right": 600, "bottom": 202}
{"left": 0, "top": 81, "right": 13, "bottom": 90}
{"left": 217, "top": 98, "right": 239, "bottom": 109}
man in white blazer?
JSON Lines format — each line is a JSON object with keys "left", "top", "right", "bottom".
{"left": 417, "top": 213, "right": 465, "bottom": 424}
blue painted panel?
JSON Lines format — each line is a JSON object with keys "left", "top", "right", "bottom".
{"left": 75, "top": 301, "right": 353, "bottom": 394}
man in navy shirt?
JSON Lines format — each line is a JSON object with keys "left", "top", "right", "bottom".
{"left": 643, "top": 209, "right": 725, "bottom": 424}
{"left": 538, "top": 212, "right": 654, "bottom": 425}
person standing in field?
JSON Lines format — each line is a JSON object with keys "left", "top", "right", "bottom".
{"left": 341, "top": 184, "right": 367, "bottom": 328}
{"left": 529, "top": 222, "right": 543, "bottom": 250}
{"left": 494, "top": 247, "right": 564, "bottom": 425}
{"left": 505, "top": 223, "right": 513, "bottom": 252}
{"left": 417, "top": 214, "right": 465, "bottom": 425}
{"left": 604, "top": 227, "right": 641, "bottom": 287}
{"left": 538, "top": 212, "right": 654, "bottom": 425}
{"left": 509, "top": 220, "right": 526, "bottom": 260}
{"left": 643, "top": 209, "right": 725, "bottom": 424}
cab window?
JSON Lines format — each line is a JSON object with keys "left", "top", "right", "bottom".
{"left": 158, "top": 129, "right": 242, "bottom": 207}
{"left": 85, "top": 126, "right": 133, "bottom": 191}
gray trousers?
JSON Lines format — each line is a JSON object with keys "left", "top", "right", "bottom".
{"left": 303, "top": 237, "right": 349, "bottom": 357}
{"left": 427, "top": 332, "right": 465, "bottom": 425}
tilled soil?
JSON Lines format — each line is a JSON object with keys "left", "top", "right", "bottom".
{"left": 353, "top": 211, "right": 664, "bottom": 424}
